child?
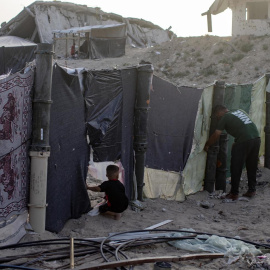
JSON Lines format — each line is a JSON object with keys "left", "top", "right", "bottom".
{"left": 87, "top": 165, "right": 129, "bottom": 220}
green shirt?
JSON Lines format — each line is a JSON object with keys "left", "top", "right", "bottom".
{"left": 217, "top": 109, "right": 259, "bottom": 143}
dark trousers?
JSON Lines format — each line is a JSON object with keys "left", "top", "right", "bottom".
{"left": 230, "top": 137, "right": 261, "bottom": 195}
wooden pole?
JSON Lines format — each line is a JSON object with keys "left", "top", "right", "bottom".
{"left": 79, "top": 253, "right": 224, "bottom": 270}
{"left": 78, "top": 33, "right": 81, "bottom": 58}
{"left": 66, "top": 33, "right": 68, "bottom": 58}
{"left": 207, "top": 12, "right": 213, "bottom": 32}
{"left": 70, "top": 237, "right": 74, "bottom": 269}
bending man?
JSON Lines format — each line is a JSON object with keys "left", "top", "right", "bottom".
{"left": 204, "top": 105, "right": 260, "bottom": 200}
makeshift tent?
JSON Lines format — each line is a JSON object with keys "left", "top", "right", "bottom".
{"left": 0, "top": 36, "right": 36, "bottom": 75}
{"left": 0, "top": 62, "right": 268, "bottom": 237}
{"left": 53, "top": 24, "right": 127, "bottom": 59}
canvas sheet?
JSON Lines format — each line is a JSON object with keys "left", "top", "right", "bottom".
{"left": 249, "top": 75, "right": 266, "bottom": 156}
{"left": 144, "top": 84, "right": 214, "bottom": 200}
{"left": 146, "top": 76, "right": 203, "bottom": 172}
{"left": 0, "top": 70, "right": 34, "bottom": 223}
{"left": 182, "top": 84, "right": 214, "bottom": 195}
{"left": 143, "top": 168, "right": 185, "bottom": 201}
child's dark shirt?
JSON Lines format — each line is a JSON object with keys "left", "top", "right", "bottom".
{"left": 99, "top": 179, "right": 129, "bottom": 213}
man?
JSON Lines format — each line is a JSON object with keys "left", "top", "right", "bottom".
{"left": 204, "top": 105, "right": 260, "bottom": 200}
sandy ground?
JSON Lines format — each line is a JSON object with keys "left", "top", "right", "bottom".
{"left": 1, "top": 165, "right": 270, "bottom": 269}
{"left": 57, "top": 35, "right": 270, "bottom": 88}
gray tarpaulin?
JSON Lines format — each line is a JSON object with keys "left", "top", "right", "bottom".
{"left": 146, "top": 76, "right": 203, "bottom": 172}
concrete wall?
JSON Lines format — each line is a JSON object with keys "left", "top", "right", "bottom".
{"left": 231, "top": 0, "right": 270, "bottom": 36}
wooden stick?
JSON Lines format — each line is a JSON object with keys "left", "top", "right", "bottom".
{"left": 78, "top": 253, "right": 224, "bottom": 270}
{"left": 70, "top": 237, "right": 74, "bottom": 269}
{"left": 144, "top": 220, "right": 173, "bottom": 230}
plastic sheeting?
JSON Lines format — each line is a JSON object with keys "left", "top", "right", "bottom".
{"left": 84, "top": 68, "right": 136, "bottom": 199}
{"left": 84, "top": 70, "right": 123, "bottom": 162}
{"left": 170, "top": 231, "right": 261, "bottom": 256}
{"left": 0, "top": 36, "right": 36, "bottom": 75}
{"left": 46, "top": 65, "right": 91, "bottom": 233}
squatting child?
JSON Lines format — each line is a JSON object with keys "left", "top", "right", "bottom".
{"left": 87, "top": 165, "right": 129, "bottom": 220}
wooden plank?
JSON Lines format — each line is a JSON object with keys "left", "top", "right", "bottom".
{"left": 144, "top": 220, "right": 173, "bottom": 230}
{"left": 53, "top": 37, "right": 86, "bottom": 41}
{"left": 77, "top": 253, "right": 224, "bottom": 270}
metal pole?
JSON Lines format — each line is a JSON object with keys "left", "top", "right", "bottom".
{"left": 133, "top": 64, "right": 153, "bottom": 201}
{"left": 265, "top": 88, "right": 270, "bottom": 168}
{"left": 29, "top": 43, "right": 53, "bottom": 233}
{"left": 66, "top": 33, "right": 68, "bottom": 58}
{"left": 204, "top": 81, "right": 225, "bottom": 193}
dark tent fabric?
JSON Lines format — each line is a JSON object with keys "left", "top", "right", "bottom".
{"left": 0, "top": 36, "right": 36, "bottom": 75}
{"left": 84, "top": 70, "right": 123, "bottom": 162}
{"left": 146, "top": 76, "right": 203, "bottom": 172}
{"left": 120, "top": 68, "right": 137, "bottom": 199}
{"left": 89, "top": 37, "right": 126, "bottom": 59}
{"left": 46, "top": 65, "right": 91, "bottom": 233}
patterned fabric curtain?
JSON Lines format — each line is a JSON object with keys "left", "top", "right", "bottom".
{"left": 0, "top": 70, "right": 34, "bottom": 225}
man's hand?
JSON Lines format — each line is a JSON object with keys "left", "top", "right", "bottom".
{"left": 204, "top": 130, "right": 222, "bottom": 152}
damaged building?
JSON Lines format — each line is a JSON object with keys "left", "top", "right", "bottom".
{"left": 202, "top": 0, "right": 270, "bottom": 36}
{"left": 0, "top": 1, "right": 173, "bottom": 58}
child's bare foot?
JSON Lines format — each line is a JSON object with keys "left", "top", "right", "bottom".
{"left": 114, "top": 213, "right": 121, "bottom": 220}
{"left": 102, "top": 211, "right": 122, "bottom": 220}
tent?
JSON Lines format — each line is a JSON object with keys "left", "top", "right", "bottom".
{"left": 53, "top": 24, "right": 127, "bottom": 59}
{"left": 0, "top": 36, "right": 36, "bottom": 75}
